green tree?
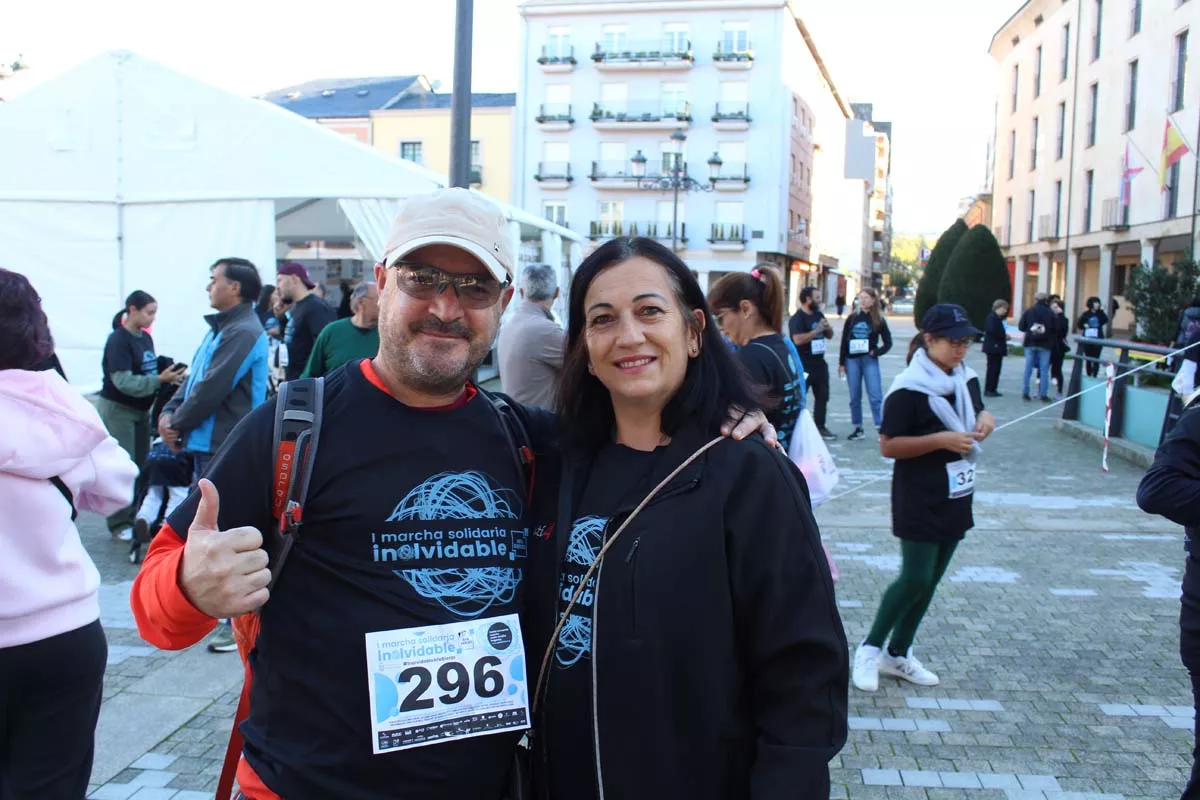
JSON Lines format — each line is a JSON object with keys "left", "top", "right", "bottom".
{"left": 938, "top": 224, "right": 1013, "bottom": 332}
{"left": 1127, "top": 259, "right": 1200, "bottom": 343}
{"left": 887, "top": 260, "right": 916, "bottom": 294}
{"left": 913, "top": 219, "right": 968, "bottom": 325}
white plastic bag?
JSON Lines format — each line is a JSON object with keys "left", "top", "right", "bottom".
{"left": 787, "top": 409, "right": 840, "bottom": 506}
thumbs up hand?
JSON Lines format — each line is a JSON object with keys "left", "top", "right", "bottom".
{"left": 179, "top": 479, "right": 271, "bottom": 619}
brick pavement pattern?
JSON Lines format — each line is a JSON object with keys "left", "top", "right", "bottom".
{"left": 80, "top": 314, "right": 1193, "bottom": 799}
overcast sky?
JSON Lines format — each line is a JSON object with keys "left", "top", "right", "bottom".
{"left": 5, "top": 0, "right": 1016, "bottom": 234}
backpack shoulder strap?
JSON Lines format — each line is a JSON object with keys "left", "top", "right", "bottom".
{"left": 49, "top": 476, "right": 77, "bottom": 521}
{"left": 477, "top": 387, "right": 536, "bottom": 506}
{"left": 268, "top": 376, "right": 325, "bottom": 591}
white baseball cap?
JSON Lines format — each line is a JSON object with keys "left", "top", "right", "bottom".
{"left": 382, "top": 188, "right": 514, "bottom": 282}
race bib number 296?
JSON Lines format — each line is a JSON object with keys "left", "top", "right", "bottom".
{"left": 365, "top": 614, "right": 529, "bottom": 754}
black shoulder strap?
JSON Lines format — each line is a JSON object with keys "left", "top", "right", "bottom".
{"left": 750, "top": 341, "right": 794, "bottom": 380}
{"left": 49, "top": 476, "right": 78, "bottom": 521}
{"left": 478, "top": 388, "right": 536, "bottom": 506}
{"left": 268, "top": 377, "right": 325, "bottom": 592}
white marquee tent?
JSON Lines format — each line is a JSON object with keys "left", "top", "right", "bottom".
{"left": 0, "top": 51, "right": 580, "bottom": 390}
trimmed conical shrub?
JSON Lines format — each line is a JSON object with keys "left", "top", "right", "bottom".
{"left": 913, "top": 219, "right": 969, "bottom": 325}
{"left": 938, "top": 224, "right": 1013, "bottom": 332}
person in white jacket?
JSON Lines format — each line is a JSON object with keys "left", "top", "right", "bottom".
{"left": 0, "top": 268, "right": 138, "bottom": 799}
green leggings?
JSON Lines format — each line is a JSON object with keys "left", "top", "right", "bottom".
{"left": 865, "top": 539, "right": 959, "bottom": 655}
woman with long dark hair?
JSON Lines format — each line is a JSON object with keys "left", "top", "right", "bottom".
{"left": 852, "top": 304, "right": 995, "bottom": 693}
{"left": 839, "top": 287, "right": 893, "bottom": 441}
{"left": 532, "top": 237, "right": 847, "bottom": 799}
{"left": 709, "top": 264, "right": 806, "bottom": 451}
{"left": 98, "top": 290, "right": 185, "bottom": 540}
{"left": 0, "top": 268, "right": 137, "bottom": 798}
{"left": 255, "top": 284, "right": 277, "bottom": 328}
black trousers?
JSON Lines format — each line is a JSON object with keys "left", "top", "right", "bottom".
{"left": 1182, "top": 555, "right": 1200, "bottom": 799}
{"left": 1082, "top": 343, "right": 1103, "bottom": 378}
{"left": 985, "top": 354, "right": 1004, "bottom": 394}
{"left": 0, "top": 620, "right": 107, "bottom": 800}
{"left": 1050, "top": 349, "right": 1066, "bottom": 394}
{"left": 803, "top": 358, "right": 830, "bottom": 430}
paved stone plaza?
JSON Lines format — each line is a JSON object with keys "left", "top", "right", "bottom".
{"left": 82, "top": 316, "right": 1193, "bottom": 799}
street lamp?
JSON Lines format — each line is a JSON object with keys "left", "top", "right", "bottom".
{"left": 630, "top": 128, "right": 715, "bottom": 251}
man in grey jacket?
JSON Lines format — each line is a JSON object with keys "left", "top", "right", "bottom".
{"left": 159, "top": 258, "right": 270, "bottom": 484}
{"left": 496, "top": 263, "right": 564, "bottom": 409}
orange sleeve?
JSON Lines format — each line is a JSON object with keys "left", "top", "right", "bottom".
{"left": 130, "top": 523, "right": 218, "bottom": 650}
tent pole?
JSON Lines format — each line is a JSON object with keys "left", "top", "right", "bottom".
{"left": 449, "top": 0, "right": 474, "bottom": 189}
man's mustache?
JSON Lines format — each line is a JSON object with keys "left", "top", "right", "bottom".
{"left": 409, "top": 317, "right": 471, "bottom": 339}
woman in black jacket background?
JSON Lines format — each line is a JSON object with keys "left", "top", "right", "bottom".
{"left": 1049, "top": 298, "right": 1070, "bottom": 400}
{"left": 982, "top": 299, "right": 1010, "bottom": 397}
{"left": 537, "top": 237, "right": 847, "bottom": 800}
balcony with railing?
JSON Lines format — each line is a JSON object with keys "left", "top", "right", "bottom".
{"left": 713, "top": 41, "right": 754, "bottom": 69}
{"left": 590, "top": 100, "right": 692, "bottom": 130}
{"left": 1102, "top": 197, "right": 1130, "bottom": 230}
{"left": 533, "top": 162, "right": 573, "bottom": 190}
{"left": 710, "top": 161, "right": 749, "bottom": 191}
{"left": 589, "top": 159, "right": 662, "bottom": 189}
{"left": 591, "top": 39, "right": 694, "bottom": 71}
{"left": 1038, "top": 214, "right": 1060, "bottom": 241}
{"left": 587, "top": 220, "right": 688, "bottom": 248}
{"left": 712, "top": 101, "right": 751, "bottom": 131}
{"left": 536, "top": 103, "right": 574, "bottom": 132}
{"left": 537, "top": 45, "right": 577, "bottom": 72}
{"left": 709, "top": 223, "right": 747, "bottom": 251}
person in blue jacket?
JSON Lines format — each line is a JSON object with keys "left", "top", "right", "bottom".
{"left": 158, "top": 257, "right": 270, "bottom": 486}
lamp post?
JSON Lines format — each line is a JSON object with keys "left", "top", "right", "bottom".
{"left": 630, "top": 128, "right": 718, "bottom": 251}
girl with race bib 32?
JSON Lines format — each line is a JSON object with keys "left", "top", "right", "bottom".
{"left": 852, "top": 304, "right": 996, "bottom": 693}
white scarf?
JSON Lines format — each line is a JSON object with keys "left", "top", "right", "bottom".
{"left": 887, "top": 348, "right": 981, "bottom": 462}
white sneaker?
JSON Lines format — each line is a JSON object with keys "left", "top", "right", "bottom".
{"left": 114, "top": 527, "right": 134, "bottom": 542}
{"left": 852, "top": 643, "right": 882, "bottom": 692}
{"left": 879, "top": 648, "right": 940, "bottom": 686}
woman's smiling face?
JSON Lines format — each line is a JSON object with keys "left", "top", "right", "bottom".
{"left": 582, "top": 256, "right": 702, "bottom": 409}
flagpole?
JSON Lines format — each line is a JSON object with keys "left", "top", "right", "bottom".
{"left": 1191, "top": 105, "right": 1199, "bottom": 261}
{"left": 1124, "top": 132, "right": 1161, "bottom": 182}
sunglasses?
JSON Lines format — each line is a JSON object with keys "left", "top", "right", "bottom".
{"left": 389, "top": 261, "right": 508, "bottom": 309}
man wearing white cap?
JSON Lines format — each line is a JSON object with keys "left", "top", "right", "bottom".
{"left": 130, "top": 189, "right": 770, "bottom": 800}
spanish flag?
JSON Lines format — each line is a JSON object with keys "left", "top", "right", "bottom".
{"left": 1161, "top": 118, "right": 1190, "bottom": 190}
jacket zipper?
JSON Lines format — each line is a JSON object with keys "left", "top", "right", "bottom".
{"left": 587, "top": 474, "right": 698, "bottom": 798}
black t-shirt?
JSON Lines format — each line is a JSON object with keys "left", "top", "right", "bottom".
{"left": 737, "top": 334, "right": 804, "bottom": 452}
{"left": 879, "top": 378, "right": 984, "bottom": 542}
{"left": 284, "top": 294, "right": 337, "bottom": 380}
{"left": 100, "top": 328, "right": 158, "bottom": 411}
{"left": 546, "top": 443, "right": 665, "bottom": 800}
{"left": 165, "top": 361, "right": 553, "bottom": 800}
{"left": 787, "top": 308, "right": 831, "bottom": 360}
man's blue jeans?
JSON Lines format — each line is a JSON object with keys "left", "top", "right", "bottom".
{"left": 1023, "top": 346, "right": 1051, "bottom": 398}
{"left": 846, "top": 356, "right": 883, "bottom": 428}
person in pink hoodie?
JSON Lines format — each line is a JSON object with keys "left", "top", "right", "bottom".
{"left": 0, "top": 268, "right": 138, "bottom": 799}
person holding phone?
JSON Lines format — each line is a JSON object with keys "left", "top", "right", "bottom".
{"left": 852, "top": 305, "right": 995, "bottom": 693}
{"left": 98, "top": 291, "right": 185, "bottom": 541}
